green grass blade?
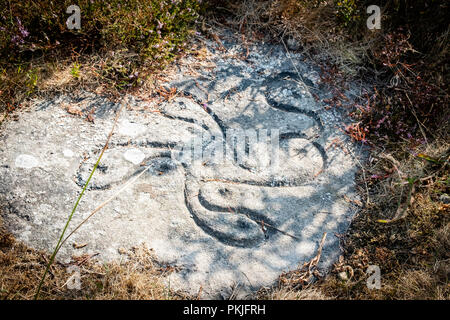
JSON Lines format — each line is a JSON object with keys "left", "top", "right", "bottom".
{"left": 34, "top": 102, "right": 124, "bottom": 299}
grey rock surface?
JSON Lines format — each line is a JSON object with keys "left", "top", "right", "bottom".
{"left": 0, "top": 31, "right": 364, "bottom": 298}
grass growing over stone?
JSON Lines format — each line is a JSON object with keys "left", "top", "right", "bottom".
{"left": 0, "top": 1, "right": 448, "bottom": 300}
{"left": 0, "top": 0, "right": 201, "bottom": 300}
{"left": 0, "top": 225, "right": 188, "bottom": 300}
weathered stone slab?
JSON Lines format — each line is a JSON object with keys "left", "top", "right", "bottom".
{"left": 0, "top": 34, "right": 363, "bottom": 298}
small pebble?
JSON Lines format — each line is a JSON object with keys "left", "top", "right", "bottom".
{"left": 123, "top": 148, "right": 145, "bottom": 165}
{"left": 15, "top": 154, "right": 38, "bottom": 169}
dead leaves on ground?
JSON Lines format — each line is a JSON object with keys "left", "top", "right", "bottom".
{"left": 278, "top": 233, "right": 327, "bottom": 290}
{"left": 61, "top": 102, "right": 96, "bottom": 123}
{"left": 343, "top": 195, "right": 363, "bottom": 207}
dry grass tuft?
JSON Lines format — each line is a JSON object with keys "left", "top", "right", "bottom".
{"left": 315, "top": 138, "right": 449, "bottom": 300}
{"left": 260, "top": 287, "right": 330, "bottom": 300}
{"left": 395, "top": 270, "right": 441, "bottom": 300}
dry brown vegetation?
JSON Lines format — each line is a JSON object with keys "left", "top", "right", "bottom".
{"left": 253, "top": 126, "right": 449, "bottom": 301}
{"left": 0, "top": 218, "right": 191, "bottom": 299}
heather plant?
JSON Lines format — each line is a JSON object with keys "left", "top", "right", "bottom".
{"left": 0, "top": 0, "right": 203, "bottom": 109}
{"left": 335, "top": 0, "right": 361, "bottom": 29}
{"left": 0, "top": 0, "right": 201, "bottom": 61}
